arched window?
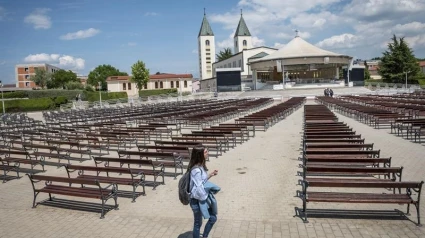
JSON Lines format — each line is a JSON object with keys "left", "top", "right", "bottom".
{"left": 155, "top": 81, "right": 158, "bottom": 89}
{"left": 184, "top": 80, "right": 187, "bottom": 88}
{"left": 171, "top": 81, "right": 174, "bottom": 88}
{"left": 176, "top": 81, "right": 180, "bottom": 88}
{"left": 205, "top": 40, "right": 210, "bottom": 46}
{"left": 160, "top": 81, "right": 163, "bottom": 88}
{"left": 243, "top": 40, "right": 247, "bottom": 46}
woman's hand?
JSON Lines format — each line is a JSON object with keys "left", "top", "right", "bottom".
{"left": 209, "top": 170, "right": 218, "bottom": 178}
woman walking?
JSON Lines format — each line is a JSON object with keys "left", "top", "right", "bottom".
{"left": 188, "top": 147, "right": 220, "bottom": 238}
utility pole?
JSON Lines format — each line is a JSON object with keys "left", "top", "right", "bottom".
{"left": 98, "top": 81, "right": 102, "bottom": 108}
{"left": 0, "top": 80, "right": 5, "bottom": 114}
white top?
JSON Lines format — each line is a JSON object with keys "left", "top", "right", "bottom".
{"left": 190, "top": 166, "right": 208, "bottom": 201}
{"left": 252, "top": 36, "right": 344, "bottom": 62}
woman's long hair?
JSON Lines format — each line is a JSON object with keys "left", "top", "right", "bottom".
{"left": 187, "top": 146, "right": 208, "bottom": 172}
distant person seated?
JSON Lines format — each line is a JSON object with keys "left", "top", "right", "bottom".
{"left": 329, "top": 89, "right": 334, "bottom": 97}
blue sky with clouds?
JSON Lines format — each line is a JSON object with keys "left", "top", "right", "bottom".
{"left": 1, "top": 0, "right": 424, "bottom": 84}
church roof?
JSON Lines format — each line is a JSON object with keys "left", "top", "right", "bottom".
{"left": 198, "top": 14, "right": 214, "bottom": 37}
{"left": 234, "top": 14, "right": 251, "bottom": 37}
{"left": 248, "top": 52, "right": 269, "bottom": 60}
{"left": 254, "top": 36, "right": 346, "bottom": 62}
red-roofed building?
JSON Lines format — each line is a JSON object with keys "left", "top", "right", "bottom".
{"left": 419, "top": 61, "right": 425, "bottom": 74}
{"left": 106, "top": 73, "right": 194, "bottom": 96}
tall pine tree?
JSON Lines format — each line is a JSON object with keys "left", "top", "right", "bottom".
{"left": 378, "top": 35, "right": 421, "bottom": 83}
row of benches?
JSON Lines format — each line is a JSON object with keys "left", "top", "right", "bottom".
{"left": 300, "top": 104, "right": 423, "bottom": 225}
{"left": 317, "top": 96, "right": 425, "bottom": 143}
{"left": 23, "top": 97, "right": 307, "bottom": 218}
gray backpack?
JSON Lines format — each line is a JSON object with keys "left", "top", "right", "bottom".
{"left": 178, "top": 167, "right": 203, "bottom": 205}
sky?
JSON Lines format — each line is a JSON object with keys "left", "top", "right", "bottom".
{"left": 0, "top": 0, "right": 424, "bottom": 84}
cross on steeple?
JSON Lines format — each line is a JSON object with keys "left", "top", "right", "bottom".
{"left": 204, "top": 8, "right": 206, "bottom": 15}
{"left": 295, "top": 29, "right": 299, "bottom": 38}
{"left": 241, "top": 9, "right": 243, "bottom": 16}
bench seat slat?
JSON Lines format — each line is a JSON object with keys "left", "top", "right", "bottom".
{"left": 307, "top": 192, "right": 413, "bottom": 204}
{"left": 38, "top": 185, "right": 111, "bottom": 199}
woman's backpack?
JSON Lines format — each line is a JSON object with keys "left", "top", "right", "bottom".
{"left": 178, "top": 171, "right": 191, "bottom": 205}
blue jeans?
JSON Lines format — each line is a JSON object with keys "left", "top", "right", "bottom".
{"left": 190, "top": 199, "right": 217, "bottom": 238}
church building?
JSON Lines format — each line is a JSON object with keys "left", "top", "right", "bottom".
{"left": 198, "top": 11, "right": 277, "bottom": 90}
{"left": 198, "top": 10, "right": 353, "bottom": 91}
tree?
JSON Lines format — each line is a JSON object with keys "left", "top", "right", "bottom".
{"left": 30, "top": 68, "right": 51, "bottom": 89}
{"left": 131, "top": 60, "right": 150, "bottom": 90}
{"left": 51, "top": 70, "right": 78, "bottom": 89}
{"left": 87, "top": 64, "right": 128, "bottom": 90}
{"left": 364, "top": 61, "right": 371, "bottom": 80}
{"left": 65, "top": 81, "right": 84, "bottom": 90}
{"left": 378, "top": 35, "right": 421, "bottom": 83}
{"left": 216, "top": 48, "right": 233, "bottom": 61}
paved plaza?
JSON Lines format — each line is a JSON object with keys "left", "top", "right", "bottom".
{"left": 1, "top": 99, "right": 425, "bottom": 238}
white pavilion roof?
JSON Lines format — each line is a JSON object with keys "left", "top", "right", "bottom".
{"left": 253, "top": 36, "right": 346, "bottom": 62}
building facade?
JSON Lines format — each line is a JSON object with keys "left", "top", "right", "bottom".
{"left": 15, "top": 63, "right": 61, "bottom": 88}
{"left": 106, "top": 74, "right": 194, "bottom": 97}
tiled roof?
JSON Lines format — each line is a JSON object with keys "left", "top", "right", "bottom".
{"left": 150, "top": 73, "right": 193, "bottom": 79}
{"left": 419, "top": 61, "right": 425, "bottom": 67}
{"left": 106, "top": 76, "right": 130, "bottom": 81}
{"left": 106, "top": 74, "right": 193, "bottom": 81}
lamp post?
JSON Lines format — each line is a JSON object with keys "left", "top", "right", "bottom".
{"left": 405, "top": 71, "right": 411, "bottom": 92}
{"left": 98, "top": 81, "right": 102, "bottom": 108}
{"left": 0, "top": 80, "right": 4, "bottom": 114}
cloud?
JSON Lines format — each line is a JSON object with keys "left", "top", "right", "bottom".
{"left": 0, "top": 6, "right": 7, "bottom": 21}
{"left": 316, "top": 34, "right": 360, "bottom": 49}
{"left": 144, "top": 12, "right": 158, "bottom": 17}
{"left": 273, "top": 43, "right": 285, "bottom": 49}
{"left": 24, "top": 53, "right": 85, "bottom": 70}
{"left": 127, "top": 42, "right": 137, "bottom": 46}
{"left": 24, "top": 8, "right": 51, "bottom": 29}
{"left": 60, "top": 28, "right": 100, "bottom": 40}
{"left": 210, "top": 0, "right": 425, "bottom": 59}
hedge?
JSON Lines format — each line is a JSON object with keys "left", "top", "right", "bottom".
{"left": 0, "top": 96, "right": 68, "bottom": 113}
{"left": 1, "top": 90, "right": 84, "bottom": 100}
{"left": 139, "top": 89, "right": 178, "bottom": 97}
{"left": 27, "top": 90, "right": 84, "bottom": 100}
{"left": 83, "top": 92, "right": 128, "bottom": 102}
{"left": 1, "top": 90, "right": 128, "bottom": 102}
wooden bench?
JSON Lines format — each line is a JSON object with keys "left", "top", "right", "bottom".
{"left": 65, "top": 164, "right": 146, "bottom": 202}
{"left": 118, "top": 151, "right": 183, "bottom": 179}
{"left": 171, "top": 137, "right": 224, "bottom": 156}
{"left": 303, "top": 156, "right": 391, "bottom": 167}
{"left": 300, "top": 179, "right": 424, "bottom": 225}
{"left": 304, "top": 149, "right": 380, "bottom": 158}
{"left": 137, "top": 145, "right": 191, "bottom": 159}
{"left": 302, "top": 166, "right": 403, "bottom": 181}
{"left": 27, "top": 174, "right": 119, "bottom": 219}
{"left": 93, "top": 156, "right": 165, "bottom": 189}
{"left": 0, "top": 149, "right": 44, "bottom": 174}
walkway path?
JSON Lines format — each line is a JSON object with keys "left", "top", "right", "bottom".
{"left": 1, "top": 101, "right": 425, "bottom": 237}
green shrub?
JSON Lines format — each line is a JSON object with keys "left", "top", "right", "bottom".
{"left": 53, "top": 96, "right": 68, "bottom": 106}
{"left": 1, "top": 91, "right": 28, "bottom": 99}
{"left": 139, "top": 89, "right": 178, "bottom": 97}
{"left": 65, "top": 81, "right": 85, "bottom": 90}
{"left": 0, "top": 96, "right": 69, "bottom": 113}
{"left": 84, "top": 85, "right": 94, "bottom": 92}
{"left": 83, "top": 91, "right": 128, "bottom": 102}
{"left": 26, "top": 90, "right": 84, "bottom": 100}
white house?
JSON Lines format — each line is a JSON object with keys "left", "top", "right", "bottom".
{"left": 106, "top": 73, "right": 194, "bottom": 97}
